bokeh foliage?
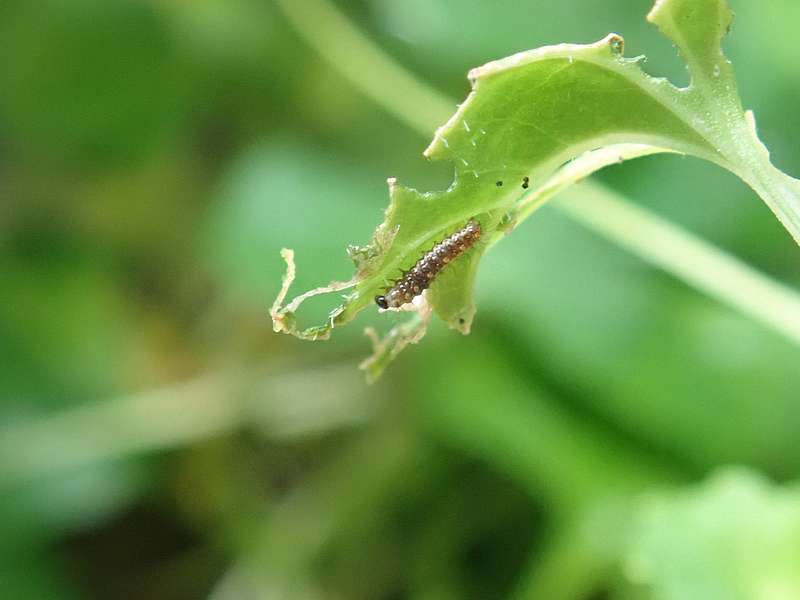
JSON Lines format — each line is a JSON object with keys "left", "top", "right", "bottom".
{"left": 1, "top": 0, "right": 799, "bottom": 598}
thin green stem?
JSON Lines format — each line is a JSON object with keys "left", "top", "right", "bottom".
{"left": 274, "top": 0, "right": 453, "bottom": 135}
{"left": 0, "top": 365, "right": 369, "bottom": 488}
{"left": 512, "top": 144, "right": 800, "bottom": 346}
{"left": 556, "top": 182, "right": 800, "bottom": 345}
{"left": 273, "top": 0, "right": 800, "bottom": 346}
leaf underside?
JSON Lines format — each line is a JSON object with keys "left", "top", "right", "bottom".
{"left": 271, "top": 0, "right": 800, "bottom": 381}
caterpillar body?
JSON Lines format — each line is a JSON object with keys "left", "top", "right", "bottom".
{"left": 375, "top": 220, "right": 482, "bottom": 309}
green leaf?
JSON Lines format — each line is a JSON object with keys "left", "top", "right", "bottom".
{"left": 622, "top": 468, "right": 800, "bottom": 600}
{"left": 271, "top": 0, "right": 800, "bottom": 378}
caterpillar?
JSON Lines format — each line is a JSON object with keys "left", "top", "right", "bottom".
{"left": 375, "top": 219, "right": 482, "bottom": 309}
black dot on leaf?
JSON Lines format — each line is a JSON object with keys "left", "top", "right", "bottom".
{"left": 496, "top": 180, "right": 503, "bottom": 187}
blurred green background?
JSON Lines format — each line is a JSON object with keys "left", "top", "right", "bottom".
{"left": 2, "top": 0, "right": 800, "bottom": 598}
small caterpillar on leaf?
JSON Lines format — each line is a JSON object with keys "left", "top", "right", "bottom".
{"left": 375, "top": 220, "right": 482, "bottom": 309}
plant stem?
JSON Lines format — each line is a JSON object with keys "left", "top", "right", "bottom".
{"left": 556, "top": 182, "right": 800, "bottom": 345}
{"left": 0, "top": 365, "right": 369, "bottom": 488}
{"left": 274, "top": 0, "right": 453, "bottom": 133}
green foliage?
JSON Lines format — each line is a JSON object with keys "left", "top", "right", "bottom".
{"left": 0, "top": 0, "right": 194, "bottom": 164}
{"left": 2, "top": 0, "right": 800, "bottom": 598}
{"left": 623, "top": 469, "right": 800, "bottom": 599}
{"left": 272, "top": 0, "right": 800, "bottom": 379}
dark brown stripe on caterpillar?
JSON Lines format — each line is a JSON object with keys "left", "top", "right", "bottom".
{"left": 375, "top": 220, "right": 481, "bottom": 309}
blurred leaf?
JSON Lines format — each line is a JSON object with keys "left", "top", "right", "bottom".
{"left": 0, "top": 0, "right": 195, "bottom": 164}
{"left": 0, "top": 553, "right": 81, "bottom": 600}
{"left": 273, "top": 0, "right": 800, "bottom": 377}
{"left": 477, "top": 204, "right": 800, "bottom": 472}
{"left": 409, "top": 331, "right": 680, "bottom": 508}
{"left": 0, "top": 464, "right": 145, "bottom": 600}
{"left": 0, "top": 254, "right": 139, "bottom": 412}
{"left": 0, "top": 462, "right": 147, "bottom": 541}
{"left": 155, "top": 0, "right": 276, "bottom": 67}
{"left": 622, "top": 468, "right": 800, "bottom": 600}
